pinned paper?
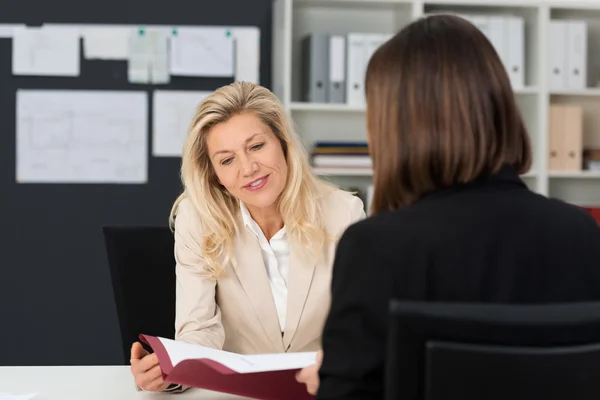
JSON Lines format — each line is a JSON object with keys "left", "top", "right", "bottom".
{"left": 83, "top": 27, "right": 130, "bottom": 60}
{"left": 231, "top": 27, "right": 260, "bottom": 83}
{"left": 16, "top": 90, "right": 148, "bottom": 184}
{"left": 0, "top": 24, "right": 23, "bottom": 39}
{"left": 169, "top": 27, "right": 234, "bottom": 77}
{"left": 128, "top": 27, "right": 170, "bottom": 84}
{"left": 0, "top": 393, "right": 37, "bottom": 400}
{"left": 152, "top": 90, "right": 212, "bottom": 157}
{"left": 12, "top": 26, "right": 80, "bottom": 76}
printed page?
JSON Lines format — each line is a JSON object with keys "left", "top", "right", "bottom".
{"left": 158, "top": 337, "right": 317, "bottom": 374}
{"left": 16, "top": 90, "right": 148, "bottom": 183}
{"left": 83, "top": 27, "right": 131, "bottom": 60}
{"left": 169, "top": 27, "right": 234, "bottom": 77}
{"left": 12, "top": 26, "right": 79, "bottom": 76}
{"left": 230, "top": 27, "right": 260, "bottom": 84}
{"left": 152, "top": 90, "right": 212, "bottom": 157}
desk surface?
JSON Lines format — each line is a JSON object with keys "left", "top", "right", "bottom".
{"left": 0, "top": 366, "right": 252, "bottom": 400}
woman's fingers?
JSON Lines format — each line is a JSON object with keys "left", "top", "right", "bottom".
{"left": 135, "top": 364, "right": 165, "bottom": 391}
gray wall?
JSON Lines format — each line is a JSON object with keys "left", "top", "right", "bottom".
{"left": 0, "top": 0, "right": 272, "bottom": 366}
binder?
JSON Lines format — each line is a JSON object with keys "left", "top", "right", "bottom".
{"left": 488, "top": 16, "right": 509, "bottom": 73}
{"left": 328, "top": 34, "right": 346, "bottom": 103}
{"left": 566, "top": 21, "right": 587, "bottom": 90}
{"left": 549, "top": 21, "right": 568, "bottom": 90}
{"left": 506, "top": 16, "right": 524, "bottom": 89}
{"left": 548, "top": 104, "right": 583, "bottom": 171}
{"left": 469, "top": 15, "right": 491, "bottom": 38}
{"left": 140, "top": 334, "right": 315, "bottom": 400}
{"left": 548, "top": 104, "right": 566, "bottom": 171}
{"left": 563, "top": 104, "right": 583, "bottom": 171}
{"left": 301, "top": 33, "right": 328, "bottom": 103}
{"left": 346, "top": 33, "right": 366, "bottom": 106}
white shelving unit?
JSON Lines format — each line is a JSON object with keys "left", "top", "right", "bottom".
{"left": 272, "top": 0, "right": 600, "bottom": 206}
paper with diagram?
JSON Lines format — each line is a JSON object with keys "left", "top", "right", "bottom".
{"left": 152, "top": 90, "right": 212, "bottom": 157}
{"left": 12, "top": 26, "right": 80, "bottom": 76}
{"left": 169, "top": 27, "right": 234, "bottom": 77}
{"left": 16, "top": 90, "right": 148, "bottom": 183}
{"left": 231, "top": 27, "right": 260, "bottom": 83}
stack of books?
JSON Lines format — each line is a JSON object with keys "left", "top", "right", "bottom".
{"left": 311, "top": 141, "right": 371, "bottom": 172}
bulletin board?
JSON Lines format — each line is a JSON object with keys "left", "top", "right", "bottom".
{"left": 0, "top": 0, "right": 272, "bottom": 366}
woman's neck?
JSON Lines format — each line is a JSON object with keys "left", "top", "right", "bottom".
{"left": 246, "top": 204, "right": 284, "bottom": 240}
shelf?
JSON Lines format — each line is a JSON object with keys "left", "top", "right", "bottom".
{"left": 513, "top": 86, "right": 539, "bottom": 95}
{"left": 549, "top": 171, "right": 600, "bottom": 179}
{"left": 295, "top": 0, "right": 412, "bottom": 5}
{"left": 290, "top": 102, "right": 366, "bottom": 112}
{"left": 312, "top": 168, "right": 538, "bottom": 178}
{"left": 550, "top": 88, "right": 600, "bottom": 97}
{"left": 312, "top": 167, "right": 373, "bottom": 176}
{"left": 424, "top": 0, "right": 540, "bottom": 7}
{"left": 291, "top": 87, "right": 537, "bottom": 113}
{"left": 548, "top": 1, "right": 600, "bottom": 11}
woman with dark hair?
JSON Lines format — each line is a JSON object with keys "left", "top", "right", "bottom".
{"left": 305, "top": 13, "right": 600, "bottom": 399}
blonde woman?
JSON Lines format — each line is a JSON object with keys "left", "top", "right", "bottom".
{"left": 130, "top": 82, "right": 365, "bottom": 393}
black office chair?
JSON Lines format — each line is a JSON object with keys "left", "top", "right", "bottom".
{"left": 103, "top": 226, "right": 176, "bottom": 365}
{"left": 386, "top": 300, "right": 600, "bottom": 400}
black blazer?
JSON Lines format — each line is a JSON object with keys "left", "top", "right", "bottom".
{"left": 316, "top": 166, "right": 600, "bottom": 400}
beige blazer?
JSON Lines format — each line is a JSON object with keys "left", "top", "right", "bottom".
{"left": 173, "top": 184, "right": 365, "bottom": 355}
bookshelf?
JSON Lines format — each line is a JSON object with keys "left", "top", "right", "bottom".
{"left": 272, "top": 0, "right": 600, "bottom": 207}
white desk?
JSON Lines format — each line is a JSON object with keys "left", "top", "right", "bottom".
{"left": 0, "top": 366, "right": 252, "bottom": 400}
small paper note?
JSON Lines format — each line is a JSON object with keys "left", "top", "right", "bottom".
{"left": 128, "top": 27, "right": 152, "bottom": 84}
{"left": 16, "top": 90, "right": 148, "bottom": 184}
{"left": 0, "top": 24, "right": 23, "bottom": 39}
{"left": 231, "top": 27, "right": 260, "bottom": 84}
{"left": 153, "top": 90, "right": 212, "bottom": 157}
{"left": 128, "top": 27, "right": 170, "bottom": 84}
{"left": 12, "top": 26, "right": 80, "bottom": 76}
{"left": 150, "top": 30, "right": 170, "bottom": 84}
{"left": 83, "top": 27, "right": 131, "bottom": 60}
{"left": 0, "top": 393, "right": 38, "bottom": 400}
{"left": 169, "top": 27, "right": 234, "bottom": 77}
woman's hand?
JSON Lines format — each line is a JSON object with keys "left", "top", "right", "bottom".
{"left": 296, "top": 349, "right": 323, "bottom": 395}
{"left": 130, "top": 342, "right": 170, "bottom": 392}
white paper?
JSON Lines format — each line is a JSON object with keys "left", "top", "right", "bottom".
{"left": 16, "top": 90, "right": 148, "bottom": 184}
{"left": 12, "top": 26, "right": 80, "bottom": 76}
{"left": 0, "top": 24, "right": 23, "bottom": 39}
{"left": 83, "top": 27, "right": 131, "bottom": 60}
{"left": 127, "top": 28, "right": 170, "bottom": 84}
{"left": 0, "top": 393, "right": 37, "bottom": 400}
{"left": 158, "top": 337, "right": 317, "bottom": 373}
{"left": 231, "top": 27, "right": 260, "bottom": 83}
{"left": 152, "top": 90, "right": 211, "bottom": 157}
{"left": 128, "top": 27, "right": 152, "bottom": 84}
{"left": 149, "top": 30, "right": 170, "bottom": 84}
{"left": 169, "top": 27, "right": 234, "bottom": 77}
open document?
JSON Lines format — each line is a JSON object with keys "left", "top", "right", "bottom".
{"left": 140, "top": 335, "right": 316, "bottom": 400}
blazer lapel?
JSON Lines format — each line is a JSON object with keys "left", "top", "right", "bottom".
{"left": 233, "top": 228, "right": 285, "bottom": 352}
{"left": 283, "top": 246, "right": 317, "bottom": 349}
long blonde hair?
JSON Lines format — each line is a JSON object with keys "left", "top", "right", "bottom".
{"left": 170, "top": 82, "right": 333, "bottom": 277}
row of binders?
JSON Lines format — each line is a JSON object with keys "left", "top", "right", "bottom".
{"left": 311, "top": 141, "right": 371, "bottom": 169}
{"left": 302, "top": 33, "right": 391, "bottom": 106}
{"left": 548, "top": 104, "right": 600, "bottom": 172}
{"left": 548, "top": 20, "right": 588, "bottom": 90}
{"left": 459, "top": 14, "right": 525, "bottom": 90}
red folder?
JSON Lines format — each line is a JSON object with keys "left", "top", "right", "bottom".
{"left": 140, "top": 334, "right": 314, "bottom": 400}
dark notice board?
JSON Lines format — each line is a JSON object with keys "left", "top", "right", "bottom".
{"left": 0, "top": 0, "right": 272, "bottom": 366}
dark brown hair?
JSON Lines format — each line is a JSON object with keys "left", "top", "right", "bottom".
{"left": 365, "top": 14, "right": 532, "bottom": 213}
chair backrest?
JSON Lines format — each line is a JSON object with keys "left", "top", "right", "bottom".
{"left": 103, "top": 226, "right": 176, "bottom": 364}
{"left": 386, "top": 300, "right": 600, "bottom": 400}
